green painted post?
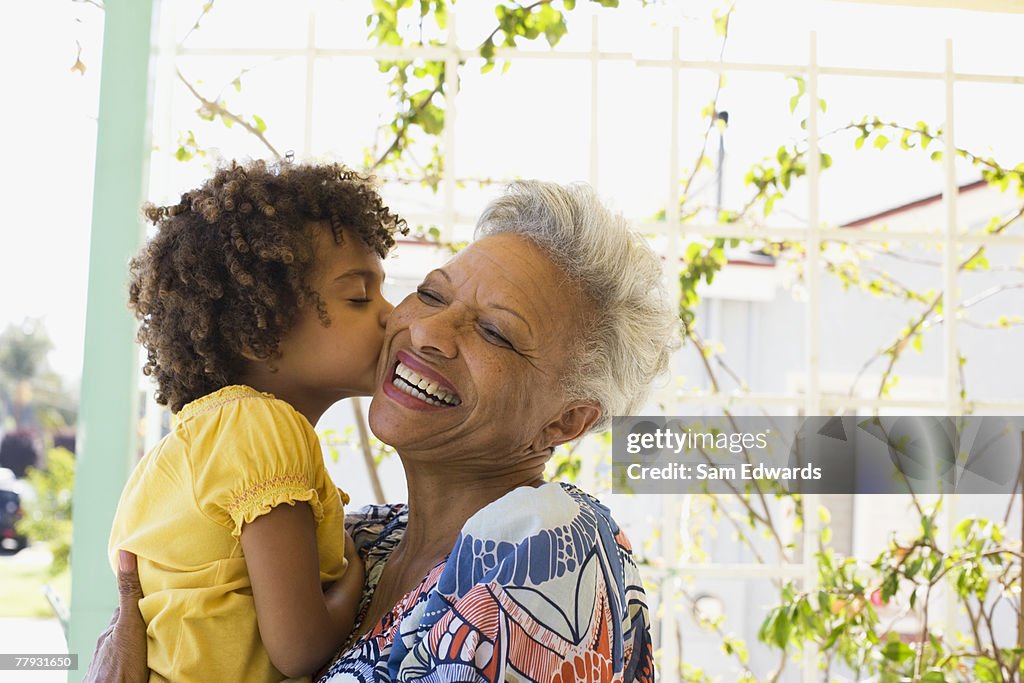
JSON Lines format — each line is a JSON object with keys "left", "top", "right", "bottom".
{"left": 67, "top": 1, "right": 157, "bottom": 679}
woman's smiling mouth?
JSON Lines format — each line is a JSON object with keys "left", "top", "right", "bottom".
{"left": 384, "top": 352, "right": 462, "bottom": 408}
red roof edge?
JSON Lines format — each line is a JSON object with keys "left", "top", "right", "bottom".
{"left": 841, "top": 179, "right": 987, "bottom": 228}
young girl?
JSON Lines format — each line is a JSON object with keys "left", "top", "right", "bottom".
{"left": 108, "top": 160, "right": 405, "bottom": 682}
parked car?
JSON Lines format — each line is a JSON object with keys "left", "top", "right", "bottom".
{"left": 0, "top": 467, "right": 29, "bottom": 552}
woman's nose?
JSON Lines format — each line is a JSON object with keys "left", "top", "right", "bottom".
{"left": 408, "top": 309, "right": 458, "bottom": 358}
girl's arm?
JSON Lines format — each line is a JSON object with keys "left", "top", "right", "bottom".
{"left": 241, "top": 502, "right": 365, "bottom": 678}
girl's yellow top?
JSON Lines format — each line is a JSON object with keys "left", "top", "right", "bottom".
{"left": 108, "top": 385, "right": 349, "bottom": 682}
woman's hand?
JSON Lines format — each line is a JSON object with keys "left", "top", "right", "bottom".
{"left": 83, "top": 550, "right": 149, "bottom": 683}
{"left": 325, "top": 531, "right": 366, "bottom": 617}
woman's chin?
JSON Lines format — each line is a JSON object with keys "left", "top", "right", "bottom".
{"left": 368, "top": 390, "right": 460, "bottom": 451}
{"left": 366, "top": 393, "right": 415, "bottom": 447}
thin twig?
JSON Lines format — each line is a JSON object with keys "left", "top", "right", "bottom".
{"left": 176, "top": 69, "right": 282, "bottom": 160}
{"left": 369, "top": 81, "right": 444, "bottom": 171}
{"left": 180, "top": 0, "right": 217, "bottom": 46}
{"left": 680, "top": 4, "right": 734, "bottom": 202}
{"left": 844, "top": 204, "right": 1024, "bottom": 401}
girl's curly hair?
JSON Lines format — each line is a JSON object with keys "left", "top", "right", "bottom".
{"left": 128, "top": 159, "right": 407, "bottom": 413}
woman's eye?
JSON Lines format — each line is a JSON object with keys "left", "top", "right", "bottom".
{"left": 480, "top": 325, "right": 512, "bottom": 348}
{"left": 416, "top": 288, "right": 443, "bottom": 305}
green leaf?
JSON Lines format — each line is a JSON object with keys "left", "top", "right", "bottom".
{"left": 873, "top": 135, "right": 889, "bottom": 150}
{"left": 931, "top": 150, "right": 943, "bottom": 161}
{"left": 963, "top": 251, "right": 990, "bottom": 271}
{"left": 252, "top": 114, "right": 267, "bottom": 134}
{"left": 535, "top": 5, "right": 567, "bottom": 47}
{"left": 881, "top": 571, "right": 899, "bottom": 603}
{"left": 882, "top": 640, "right": 913, "bottom": 662}
{"left": 772, "top": 608, "right": 792, "bottom": 649}
{"left": 906, "top": 557, "right": 924, "bottom": 580}
{"left": 480, "top": 38, "right": 495, "bottom": 63}
{"left": 417, "top": 103, "right": 445, "bottom": 135}
{"left": 973, "top": 658, "right": 1001, "bottom": 683}
{"left": 822, "top": 622, "right": 845, "bottom": 650}
{"left": 787, "top": 77, "right": 805, "bottom": 114}
{"left": 712, "top": 8, "right": 730, "bottom": 37}
{"left": 854, "top": 135, "right": 866, "bottom": 150}
{"left": 434, "top": 1, "right": 447, "bottom": 30}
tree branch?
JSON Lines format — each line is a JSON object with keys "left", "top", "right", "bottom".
{"left": 176, "top": 69, "right": 282, "bottom": 161}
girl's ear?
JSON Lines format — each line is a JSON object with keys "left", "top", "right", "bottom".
{"left": 533, "top": 402, "right": 602, "bottom": 452}
{"left": 240, "top": 347, "right": 278, "bottom": 373}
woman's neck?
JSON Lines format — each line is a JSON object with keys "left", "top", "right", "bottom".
{"left": 397, "top": 463, "right": 546, "bottom": 561}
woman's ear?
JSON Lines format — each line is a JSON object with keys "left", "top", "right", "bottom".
{"left": 534, "top": 402, "right": 602, "bottom": 451}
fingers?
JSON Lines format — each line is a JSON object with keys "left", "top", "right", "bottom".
{"left": 116, "top": 551, "right": 143, "bottom": 604}
{"left": 83, "top": 553, "right": 148, "bottom": 683}
{"left": 93, "top": 607, "right": 120, "bottom": 651}
{"left": 343, "top": 531, "right": 359, "bottom": 562}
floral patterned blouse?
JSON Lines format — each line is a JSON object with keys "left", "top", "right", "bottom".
{"left": 317, "top": 482, "right": 655, "bottom": 683}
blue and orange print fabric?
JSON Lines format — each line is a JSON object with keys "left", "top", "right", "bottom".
{"left": 319, "top": 482, "right": 654, "bottom": 683}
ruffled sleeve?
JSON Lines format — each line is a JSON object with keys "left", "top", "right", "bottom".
{"left": 186, "top": 389, "right": 327, "bottom": 541}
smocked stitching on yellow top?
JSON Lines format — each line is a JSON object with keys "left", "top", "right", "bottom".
{"left": 228, "top": 473, "right": 323, "bottom": 532}
{"left": 178, "top": 385, "right": 277, "bottom": 422}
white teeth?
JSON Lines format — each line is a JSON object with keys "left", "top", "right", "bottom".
{"left": 392, "top": 361, "right": 462, "bottom": 406}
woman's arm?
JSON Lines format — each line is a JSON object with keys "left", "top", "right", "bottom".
{"left": 83, "top": 551, "right": 149, "bottom": 683}
{"left": 241, "top": 501, "right": 365, "bottom": 678}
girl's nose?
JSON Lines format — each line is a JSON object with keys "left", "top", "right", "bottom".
{"left": 379, "top": 298, "right": 394, "bottom": 327}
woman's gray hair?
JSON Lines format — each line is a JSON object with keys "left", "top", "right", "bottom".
{"left": 475, "top": 180, "right": 680, "bottom": 432}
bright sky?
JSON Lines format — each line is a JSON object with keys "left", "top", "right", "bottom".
{"left": 1, "top": 0, "right": 1021, "bottom": 385}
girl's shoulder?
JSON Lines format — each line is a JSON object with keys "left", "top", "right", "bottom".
{"left": 177, "top": 384, "right": 298, "bottom": 425}
{"left": 177, "top": 384, "right": 318, "bottom": 452}
{"left": 178, "top": 385, "right": 323, "bottom": 491}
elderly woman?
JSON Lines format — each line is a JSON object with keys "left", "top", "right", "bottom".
{"left": 87, "top": 180, "right": 677, "bottom": 683}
